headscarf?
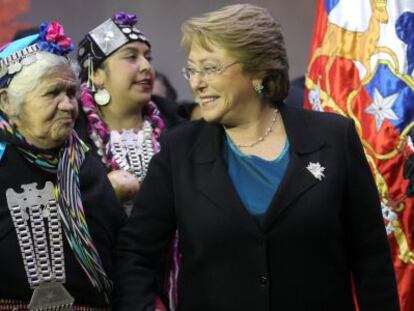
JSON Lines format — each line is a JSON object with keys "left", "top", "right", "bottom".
{"left": 0, "top": 22, "right": 73, "bottom": 88}
{"left": 77, "top": 12, "right": 151, "bottom": 83}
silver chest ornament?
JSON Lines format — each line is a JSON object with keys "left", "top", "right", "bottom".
{"left": 110, "top": 120, "right": 155, "bottom": 182}
{"left": 6, "top": 182, "right": 74, "bottom": 311}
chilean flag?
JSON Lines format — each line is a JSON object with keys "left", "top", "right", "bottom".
{"left": 305, "top": 0, "right": 414, "bottom": 309}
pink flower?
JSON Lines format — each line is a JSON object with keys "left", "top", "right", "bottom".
{"left": 45, "top": 22, "right": 71, "bottom": 49}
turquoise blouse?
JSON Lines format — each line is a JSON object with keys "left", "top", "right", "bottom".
{"left": 224, "top": 134, "right": 290, "bottom": 221}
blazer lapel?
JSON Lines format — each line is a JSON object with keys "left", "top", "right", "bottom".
{"left": 191, "top": 122, "right": 263, "bottom": 238}
{"left": 262, "top": 105, "right": 326, "bottom": 231}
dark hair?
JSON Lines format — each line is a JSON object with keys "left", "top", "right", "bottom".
{"left": 177, "top": 101, "right": 197, "bottom": 120}
{"left": 285, "top": 76, "right": 305, "bottom": 108}
{"left": 155, "top": 71, "right": 178, "bottom": 101}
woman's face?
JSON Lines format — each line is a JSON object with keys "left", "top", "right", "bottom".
{"left": 11, "top": 65, "right": 79, "bottom": 149}
{"left": 96, "top": 41, "right": 155, "bottom": 111}
{"left": 187, "top": 42, "right": 257, "bottom": 125}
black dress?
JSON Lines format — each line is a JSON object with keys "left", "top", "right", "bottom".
{"left": 0, "top": 142, "right": 126, "bottom": 307}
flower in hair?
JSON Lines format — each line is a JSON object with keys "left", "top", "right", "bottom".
{"left": 38, "top": 22, "right": 74, "bottom": 55}
{"left": 112, "top": 12, "right": 137, "bottom": 26}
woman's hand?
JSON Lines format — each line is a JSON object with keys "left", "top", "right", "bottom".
{"left": 107, "top": 170, "right": 140, "bottom": 202}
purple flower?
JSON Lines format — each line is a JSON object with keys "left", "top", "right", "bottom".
{"left": 112, "top": 12, "right": 137, "bottom": 26}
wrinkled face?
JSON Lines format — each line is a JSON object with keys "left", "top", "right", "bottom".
{"left": 97, "top": 41, "right": 155, "bottom": 110}
{"left": 187, "top": 42, "right": 257, "bottom": 125}
{"left": 12, "top": 65, "right": 79, "bottom": 149}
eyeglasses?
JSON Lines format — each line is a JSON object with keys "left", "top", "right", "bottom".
{"left": 182, "top": 61, "right": 239, "bottom": 81}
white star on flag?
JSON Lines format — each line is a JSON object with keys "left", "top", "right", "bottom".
{"left": 365, "top": 88, "right": 399, "bottom": 131}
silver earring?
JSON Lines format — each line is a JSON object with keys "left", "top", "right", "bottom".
{"left": 94, "top": 88, "right": 111, "bottom": 106}
{"left": 254, "top": 82, "right": 264, "bottom": 96}
{"left": 86, "top": 57, "right": 96, "bottom": 92}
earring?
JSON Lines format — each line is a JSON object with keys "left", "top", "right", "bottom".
{"left": 94, "top": 88, "right": 111, "bottom": 106}
{"left": 253, "top": 82, "right": 264, "bottom": 96}
{"left": 86, "top": 57, "right": 96, "bottom": 92}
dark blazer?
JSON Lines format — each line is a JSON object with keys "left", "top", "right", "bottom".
{"left": 114, "top": 104, "right": 399, "bottom": 311}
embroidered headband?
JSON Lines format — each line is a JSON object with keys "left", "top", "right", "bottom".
{"left": 0, "top": 22, "right": 74, "bottom": 88}
{"left": 77, "top": 12, "right": 151, "bottom": 82}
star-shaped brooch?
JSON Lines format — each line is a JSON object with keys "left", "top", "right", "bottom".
{"left": 306, "top": 162, "right": 325, "bottom": 181}
{"left": 364, "top": 88, "right": 399, "bottom": 131}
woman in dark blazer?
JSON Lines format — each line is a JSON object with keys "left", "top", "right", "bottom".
{"left": 114, "top": 4, "right": 399, "bottom": 311}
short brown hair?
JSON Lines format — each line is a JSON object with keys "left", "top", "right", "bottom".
{"left": 181, "top": 4, "right": 289, "bottom": 104}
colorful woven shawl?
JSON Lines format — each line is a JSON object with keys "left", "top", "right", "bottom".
{"left": 0, "top": 112, "right": 113, "bottom": 303}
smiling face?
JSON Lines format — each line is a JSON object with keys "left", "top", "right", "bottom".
{"left": 187, "top": 42, "right": 259, "bottom": 126}
{"left": 95, "top": 41, "right": 155, "bottom": 111}
{"left": 10, "top": 65, "right": 79, "bottom": 149}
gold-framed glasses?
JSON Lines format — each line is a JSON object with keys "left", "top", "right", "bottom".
{"left": 182, "top": 61, "right": 239, "bottom": 81}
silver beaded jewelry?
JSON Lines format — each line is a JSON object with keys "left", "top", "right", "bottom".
{"left": 6, "top": 182, "right": 74, "bottom": 311}
{"left": 110, "top": 121, "right": 156, "bottom": 182}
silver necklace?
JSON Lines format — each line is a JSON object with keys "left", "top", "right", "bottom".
{"left": 110, "top": 120, "right": 156, "bottom": 182}
{"left": 235, "top": 108, "right": 279, "bottom": 148}
{"left": 6, "top": 181, "right": 74, "bottom": 311}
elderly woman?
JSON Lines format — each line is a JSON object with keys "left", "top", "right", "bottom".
{"left": 114, "top": 4, "right": 399, "bottom": 311}
{"left": 0, "top": 23, "right": 125, "bottom": 310}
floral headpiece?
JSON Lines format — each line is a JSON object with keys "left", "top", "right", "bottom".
{"left": 0, "top": 22, "right": 74, "bottom": 88}
{"left": 77, "top": 12, "right": 151, "bottom": 83}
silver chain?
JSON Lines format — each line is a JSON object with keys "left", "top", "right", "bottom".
{"left": 6, "top": 182, "right": 65, "bottom": 288}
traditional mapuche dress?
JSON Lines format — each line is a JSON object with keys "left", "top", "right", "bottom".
{"left": 0, "top": 21, "right": 125, "bottom": 311}
{"left": 76, "top": 13, "right": 182, "bottom": 310}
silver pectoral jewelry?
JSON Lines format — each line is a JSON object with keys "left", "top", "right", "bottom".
{"left": 29, "top": 283, "right": 74, "bottom": 311}
{"left": 110, "top": 121, "right": 155, "bottom": 182}
{"left": 6, "top": 182, "right": 74, "bottom": 311}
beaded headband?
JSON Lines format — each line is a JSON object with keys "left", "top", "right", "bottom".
{"left": 0, "top": 22, "right": 74, "bottom": 88}
{"left": 77, "top": 12, "right": 151, "bottom": 83}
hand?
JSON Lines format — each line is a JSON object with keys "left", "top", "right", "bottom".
{"left": 107, "top": 170, "right": 140, "bottom": 202}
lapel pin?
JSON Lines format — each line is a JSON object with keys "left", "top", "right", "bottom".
{"left": 306, "top": 162, "right": 325, "bottom": 181}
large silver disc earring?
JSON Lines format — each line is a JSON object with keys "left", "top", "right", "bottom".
{"left": 94, "top": 88, "right": 111, "bottom": 106}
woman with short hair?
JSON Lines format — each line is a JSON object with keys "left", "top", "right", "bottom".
{"left": 114, "top": 4, "right": 399, "bottom": 310}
